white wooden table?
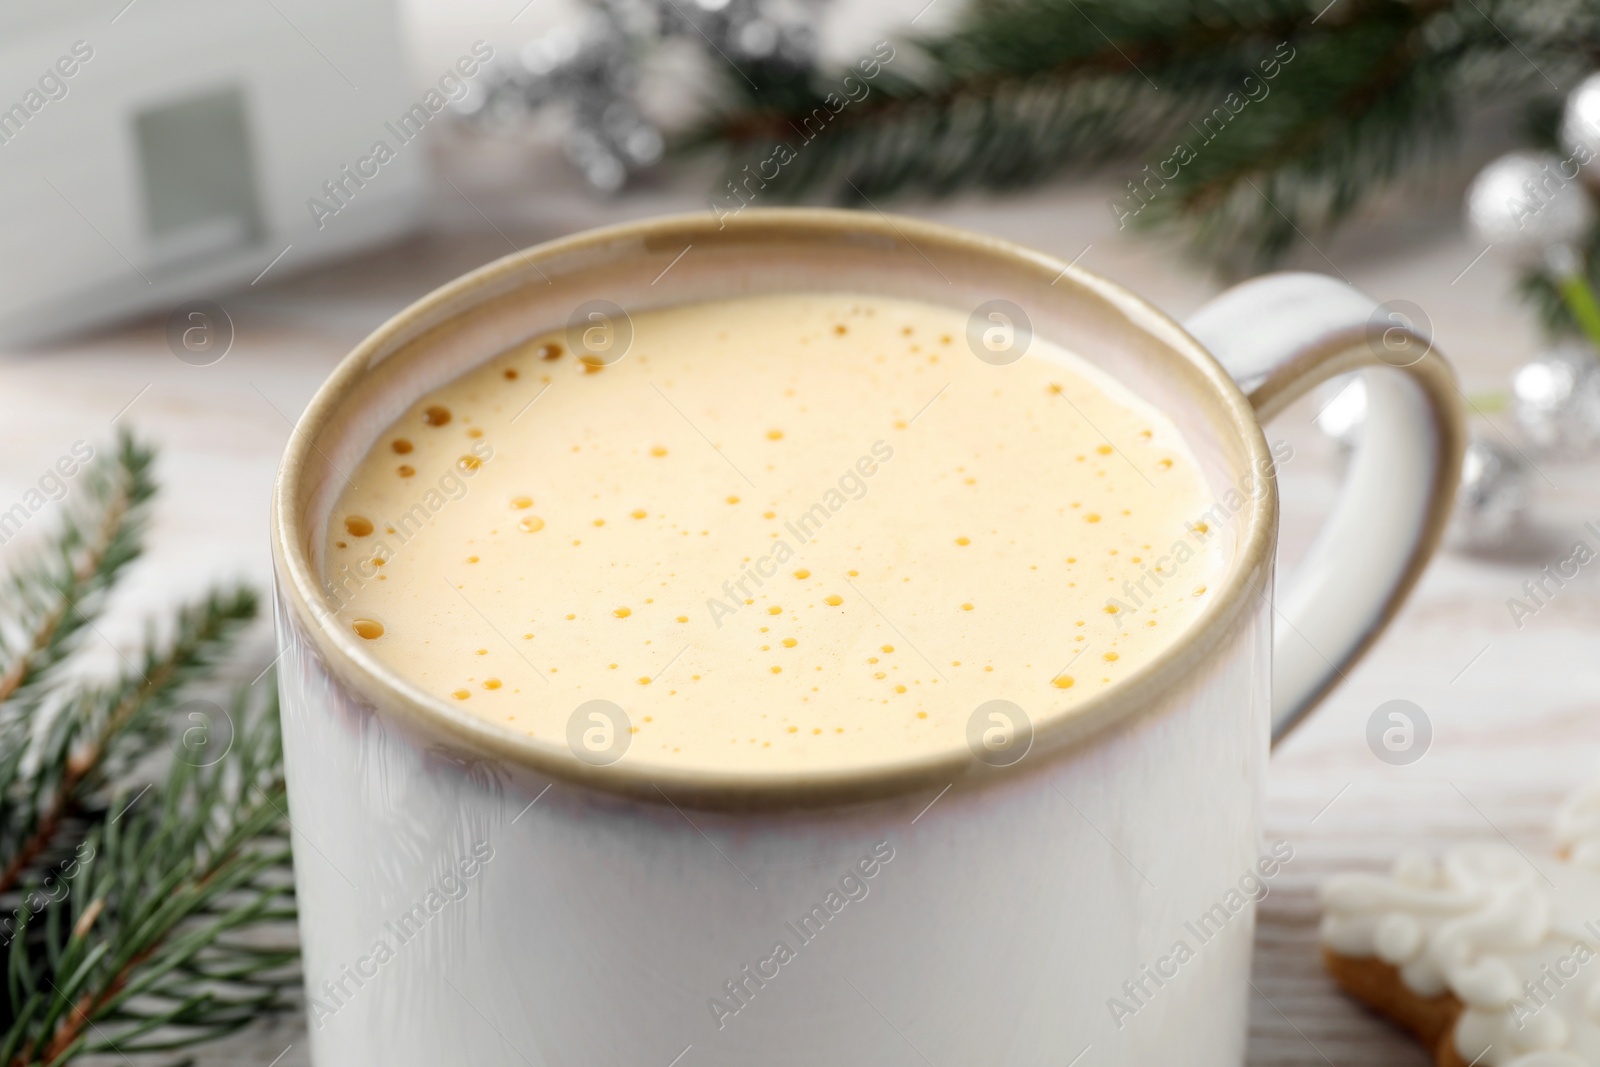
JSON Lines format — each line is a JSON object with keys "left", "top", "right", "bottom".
{"left": 7, "top": 128, "right": 1592, "bottom": 1066}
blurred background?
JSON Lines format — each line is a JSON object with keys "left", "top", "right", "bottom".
{"left": 4, "top": 0, "right": 1600, "bottom": 1063}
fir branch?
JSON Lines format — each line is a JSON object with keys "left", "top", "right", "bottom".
{"left": 0, "top": 432, "right": 155, "bottom": 711}
{"left": 0, "top": 431, "right": 297, "bottom": 1065}
{"left": 0, "top": 587, "right": 258, "bottom": 900}
{"left": 689, "top": 0, "right": 1600, "bottom": 268}
{"left": 3, "top": 685, "right": 296, "bottom": 1065}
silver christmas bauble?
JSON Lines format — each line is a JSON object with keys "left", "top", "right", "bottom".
{"left": 1561, "top": 73, "right": 1600, "bottom": 178}
{"left": 456, "top": 0, "right": 825, "bottom": 191}
{"left": 1445, "top": 433, "right": 1532, "bottom": 553}
{"left": 1466, "top": 151, "right": 1594, "bottom": 254}
{"left": 1512, "top": 344, "right": 1600, "bottom": 457}
{"left": 1314, "top": 384, "right": 1532, "bottom": 552}
{"left": 455, "top": 12, "right": 663, "bottom": 193}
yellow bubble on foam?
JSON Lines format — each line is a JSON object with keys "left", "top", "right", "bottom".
{"left": 793, "top": 568, "right": 811, "bottom": 579}
{"left": 352, "top": 619, "right": 384, "bottom": 640}
{"left": 824, "top": 594, "right": 843, "bottom": 606}
{"left": 782, "top": 637, "right": 797, "bottom": 648}
{"left": 1052, "top": 675, "right": 1075, "bottom": 690}
{"left": 613, "top": 607, "right": 632, "bottom": 618}
{"left": 519, "top": 516, "right": 545, "bottom": 533}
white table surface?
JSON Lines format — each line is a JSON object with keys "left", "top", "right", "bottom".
{"left": 9, "top": 117, "right": 1595, "bottom": 1066}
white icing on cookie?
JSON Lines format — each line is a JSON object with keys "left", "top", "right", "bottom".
{"left": 1320, "top": 801, "right": 1600, "bottom": 1067}
{"left": 1557, "top": 780, "right": 1600, "bottom": 868}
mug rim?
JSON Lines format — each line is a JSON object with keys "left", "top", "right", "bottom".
{"left": 270, "top": 208, "right": 1278, "bottom": 810}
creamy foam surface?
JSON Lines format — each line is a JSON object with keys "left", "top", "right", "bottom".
{"left": 322, "top": 293, "right": 1228, "bottom": 774}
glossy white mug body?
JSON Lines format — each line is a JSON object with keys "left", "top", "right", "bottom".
{"left": 271, "top": 211, "right": 1464, "bottom": 1066}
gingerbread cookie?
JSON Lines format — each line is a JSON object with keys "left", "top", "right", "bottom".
{"left": 1320, "top": 783, "right": 1600, "bottom": 1066}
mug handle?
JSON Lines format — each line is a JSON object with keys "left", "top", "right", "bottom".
{"left": 1183, "top": 272, "right": 1468, "bottom": 744}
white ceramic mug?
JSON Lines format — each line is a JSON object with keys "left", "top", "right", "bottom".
{"left": 271, "top": 210, "right": 1464, "bottom": 1066}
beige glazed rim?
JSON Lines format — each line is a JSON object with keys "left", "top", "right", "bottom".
{"left": 270, "top": 208, "right": 1279, "bottom": 810}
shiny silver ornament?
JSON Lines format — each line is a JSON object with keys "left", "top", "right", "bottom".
{"left": 1560, "top": 73, "right": 1600, "bottom": 178}
{"left": 1511, "top": 344, "right": 1600, "bottom": 457}
{"left": 1445, "top": 433, "right": 1532, "bottom": 553}
{"left": 656, "top": 0, "right": 822, "bottom": 67}
{"left": 1314, "top": 383, "right": 1532, "bottom": 552}
{"left": 1465, "top": 151, "right": 1594, "bottom": 256}
{"left": 455, "top": 0, "right": 825, "bottom": 192}
{"left": 454, "top": 13, "right": 662, "bottom": 193}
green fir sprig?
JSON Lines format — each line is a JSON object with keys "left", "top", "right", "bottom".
{"left": 691, "top": 0, "right": 1600, "bottom": 271}
{"left": 0, "top": 431, "right": 299, "bottom": 1065}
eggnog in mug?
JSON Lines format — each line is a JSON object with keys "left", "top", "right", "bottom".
{"left": 320, "top": 291, "right": 1228, "bottom": 774}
